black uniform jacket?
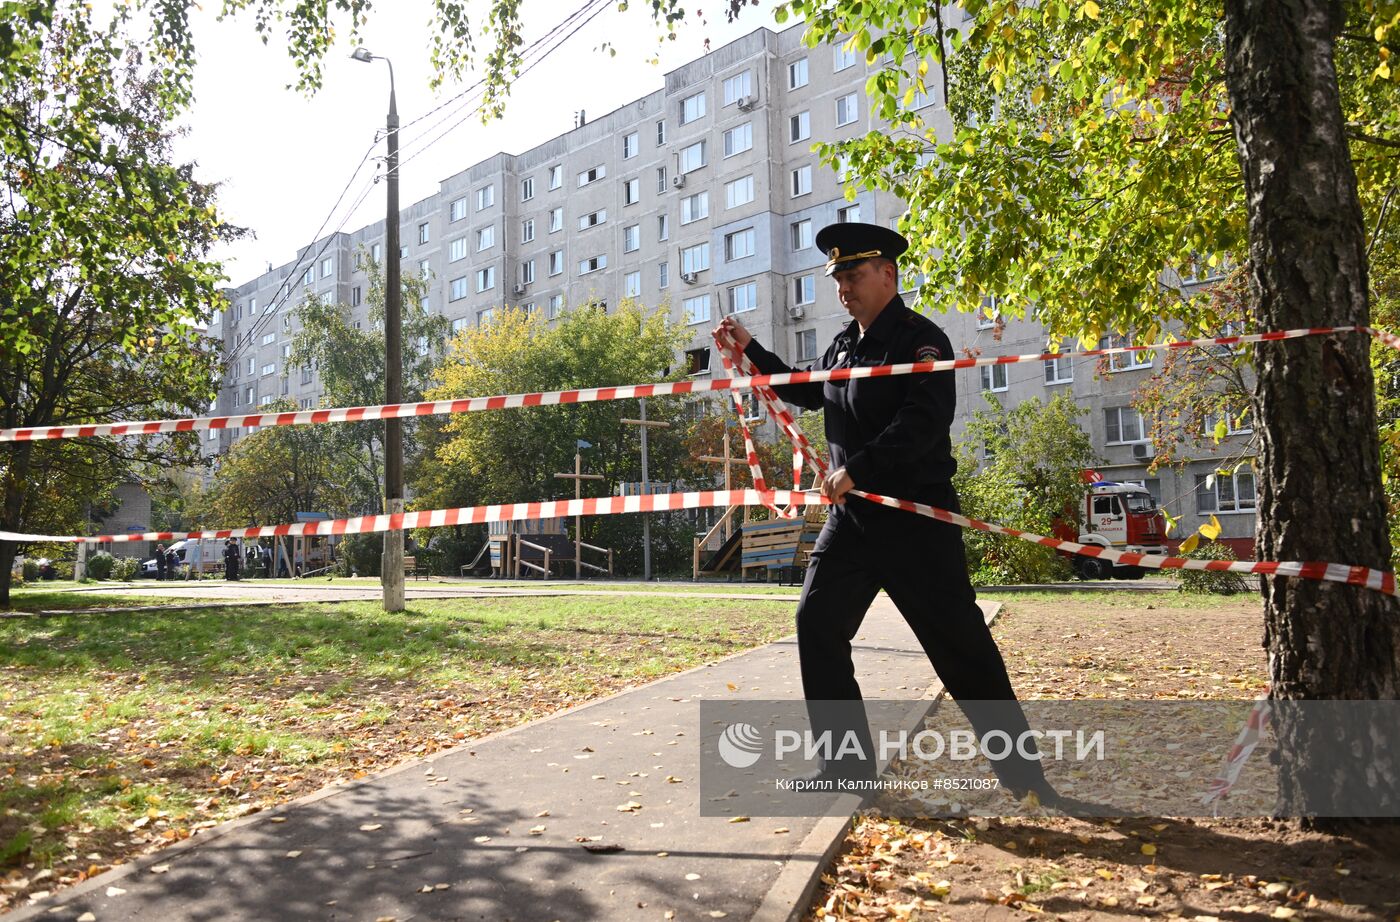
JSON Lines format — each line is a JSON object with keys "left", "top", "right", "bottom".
{"left": 742, "top": 296, "right": 958, "bottom": 507}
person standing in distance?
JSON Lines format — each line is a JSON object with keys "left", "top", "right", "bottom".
{"left": 714, "top": 222, "right": 1054, "bottom": 802}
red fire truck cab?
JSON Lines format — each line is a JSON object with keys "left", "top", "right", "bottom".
{"left": 1054, "top": 481, "right": 1169, "bottom": 580}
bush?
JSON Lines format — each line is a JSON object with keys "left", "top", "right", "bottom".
{"left": 112, "top": 556, "right": 142, "bottom": 581}
{"left": 86, "top": 551, "right": 116, "bottom": 580}
{"left": 53, "top": 560, "right": 74, "bottom": 580}
{"left": 1177, "top": 540, "right": 1251, "bottom": 595}
{"left": 21, "top": 560, "right": 39, "bottom": 582}
{"left": 335, "top": 533, "right": 382, "bottom": 577}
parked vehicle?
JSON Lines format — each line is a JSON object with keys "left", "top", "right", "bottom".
{"left": 1053, "top": 481, "right": 1168, "bottom": 580}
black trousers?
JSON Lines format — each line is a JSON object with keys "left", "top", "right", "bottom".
{"left": 796, "top": 486, "right": 1048, "bottom": 791}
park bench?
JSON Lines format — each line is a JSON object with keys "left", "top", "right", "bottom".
{"left": 403, "top": 555, "right": 428, "bottom": 580}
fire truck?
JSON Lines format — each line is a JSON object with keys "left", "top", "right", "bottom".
{"left": 1053, "top": 481, "right": 1169, "bottom": 580}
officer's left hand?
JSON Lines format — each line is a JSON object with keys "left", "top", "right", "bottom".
{"left": 821, "top": 467, "right": 855, "bottom": 505}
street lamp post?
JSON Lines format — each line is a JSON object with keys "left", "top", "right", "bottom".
{"left": 353, "top": 46, "right": 405, "bottom": 613}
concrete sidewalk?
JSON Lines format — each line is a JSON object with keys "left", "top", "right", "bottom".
{"left": 12, "top": 597, "right": 995, "bottom": 922}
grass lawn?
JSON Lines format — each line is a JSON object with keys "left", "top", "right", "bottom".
{"left": 2, "top": 591, "right": 204, "bottom": 614}
{"left": 0, "top": 594, "right": 795, "bottom": 907}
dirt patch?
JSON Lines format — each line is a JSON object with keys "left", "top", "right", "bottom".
{"left": 804, "top": 594, "right": 1400, "bottom": 921}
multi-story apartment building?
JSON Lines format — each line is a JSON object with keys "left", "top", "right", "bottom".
{"left": 206, "top": 21, "right": 1257, "bottom": 556}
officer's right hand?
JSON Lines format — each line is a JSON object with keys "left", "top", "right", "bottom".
{"left": 715, "top": 316, "right": 752, "bottom": 350}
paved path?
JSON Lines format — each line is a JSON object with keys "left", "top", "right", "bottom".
{"left": 12, "top": 597, "right": 995, "bottom": 922}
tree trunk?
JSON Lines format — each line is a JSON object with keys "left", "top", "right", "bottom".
{"left": 1224, "top": 0, "right": 1400, "bottom": 820}
{"left": 0, "top": 442, "right": 34, "bottom": 608}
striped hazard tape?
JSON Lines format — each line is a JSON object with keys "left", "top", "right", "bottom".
{"left": 1200, "top": 698, "right": 1272, "bottom": 811}
{"left": 0, "top": 324, "right": 1379, "bottom": 443}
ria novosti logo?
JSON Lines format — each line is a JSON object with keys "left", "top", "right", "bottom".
{"left": 718, "top": 722, "right": 764, "bottom": 768}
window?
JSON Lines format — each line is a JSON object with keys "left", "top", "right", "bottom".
{"left": 837, "top": 204, "right": 861, "bottom": 223}
{"left": 658, "top": 261, "right": 669, "bottom": 289}
{"left": 449, "top": 238, "right": 467, "bottom": 262}
{"left": 352, "top": 285, "right": 362, "bottom": 306}
{"left": 301, "top": 368, "right": 313, "bottom": 385}
{"left": 977, "top": 295, "right": 999, "bottom": 329}
{"left": 788, "top": 57, "right": 809, "bottom": 89}
{"left": 1196, "top": 470, "right": 1257, "bottom": 514}
{"left": 727, "top": 281, "right": 758, "bottom": 314}
{"left": 790, "top": 111, "right": 810, "bottom": 144}
{"left": 547, "top": 294, "right": 564, "bottom": 318}
{"left": 790, "top": 219, "right": 813, "bottom": 251}
{"left": 418, "top": 223, "right": 430, "bottom": 245}
{"left": 522, "top": 301, "right": 537, "bottom": 315}
{"left": 791, "top": 165, "right": 812, "bottom": 196}
{"left": 793, "top": 274, "right": 816, "bottom": 305}
{"left": 624, "top": 224, "right": 641, "bottom": 252}
{"left": 725, "top": 174, "right": 755, "bottom": 209}
{"left": 450, "top": 276, "right": 469, "bottom": 301}
{"left": 683, "top": 294, "right": 712, "bottom": 325}
{"left": 1101, "top": 333, "right": 1154, "bottom": 371}
{"left": 656, "top": 166, "right": 668, "bottom": 194}
{"left": 685, "top": 346, "right": 711, "bottom": 375}
{"left": 320, "top": 256, "right": 334, "bottom": 278}
{"left": 450, "top": 198, "right": 468, "bottom": 222}
{"left": 302, "top": 267, "right": 314, "bottom": 287}
{"left": 725, "top": 227, "right": 755, "bottom": 261}
{"left": 243, "top": 385, "right": 254, "bottom": 405}
{"left": 723, "top": 123, "right": 753, "bottom": 157}
{"left": 796, "top": 329, "right": 818, "bottom": 361}
{"left": 680, "top": 91, "right": 706, "bottom": 124}
{"left": 451, "top": 317, "right": 469, "bottom": 335}
{"left": 679, "top": 140, "right": 706, "bottom": 173}
{"left": 578, "top": 164, "right": 605, "bottom": 187}
{"left": 624, "top": 177, "right": 641, "bottom": 205}
{"left": 261, "top": 331, "right": 276, "bottom": 346}
{"left": 371, "top": 243, "right": 382, "bottom": 263}
{"left": 656, "top": 119, "right": 667, "bottom": 145}
{"left": 549, "top": 207, "right": 564, "bottom": 233}
{"left": 520, "top": 259, "right": 536, "bottom": 285}
{"left": 419, "top": 258, "right": 431, "bottom": 279}
{"left": 400, "top": 245, "right": 409, "bottom": 260}
{"left": 281, "top": 343, "right": 292, "bottom": 359}
{"left": 836, "top": 93, "right": 859, "bottom": 126}
{"left": 1104, "top": 406, "right": 1147, "bottom": 444}
{"left": 657, "top": 214, "right": 670, "bottom": 241}
{"left": 258, "top": 394, "right": 274, "bottom": 407}
{"left": 476, "top": 225, "right": 495, "bottom": 251}
{"left": 624, "top": 270, "right": 642, "bottom": 298}
{"left": 834, "top": 43, "right": 857, "bottom": 71}
{"left": 548, "top": 164, "right": 562, "bottom": 190}
{"left": 579, "top": 209, "right": 607, "bottom": 230}
{"left": 521, "top": 219, "right": 535, "bottom": 243}
{"left": 261, "top": 362, "right": 276, "bottom": 376}
{"left": 579, "top": 254, "right": 606, "bottom": 274}
{"left": 1043, "top": 354, "right": 1073, "bottom": 385}
{"left": 680, "top": 242, "right": 710, "bottom": 275}
{"left": 474, "top": 307, "right": 493, "bottom": 326}
{"left": 549, "top": 250, "right": 564, "bottom": 276}
{"left": 623, "top": 132, "right": 639, "bottom": 159}
{"left": 723, "top": 71, "right": 752, "bottom": 106}
{"left": 980, "top": 364, "right": 1009, "bottom": 393}
{"left": 476, "top": 266, "right": 495, "bottom": 292}
{"left": 477, "top": 184, "right": 495, "bottom": 210}
{"left": 680, "top": 191, "right": 709, "bottom": 224}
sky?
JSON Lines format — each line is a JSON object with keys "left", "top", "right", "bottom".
{"left": 173, "top": 0, "right": 787, "bottom": 286}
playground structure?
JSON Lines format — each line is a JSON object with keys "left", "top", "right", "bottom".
{"left": 694, "top": 505, "right": 824, "bottom": 582}
{"left": 481, "top": 518, "right": 614, "bottom": 579}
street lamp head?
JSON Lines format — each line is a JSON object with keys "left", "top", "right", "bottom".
{"left": 350, "top": 46, "right": 375, "bottom": 63}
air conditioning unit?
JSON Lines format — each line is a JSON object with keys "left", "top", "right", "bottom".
{"left": 736, "top": 94, "right": 756, "bottom": 111}
{"left": 681, "top": 271, "right": 698, "bottom": 284}
{"left": 672, "top": 173, "right": 686, "bottom": 189}
{"left": 1131, "top": 442, "right": 1152, "bottom": 460}
{"left": 787, "top": 304, "right": 805, "bottom": 320}
{"left": 513, "top": 283, "right": 527, "bottom": 295}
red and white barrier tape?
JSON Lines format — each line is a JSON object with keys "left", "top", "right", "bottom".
{"left": 1200, "top": 698, "right": 1272, "bottom": 810}
{"left": 0, "top": 325, "right": 1377, "bottom": 443}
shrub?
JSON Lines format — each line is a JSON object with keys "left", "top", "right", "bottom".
{"left": 1177, "top": 540, "right": 1251, "bottom": 595}
{"left": 112, "top": 556, "right": 142, "bottom": 581}
{"left": 21, "top": 560, "right": 39, "bottom": 582}
{"left": 86, "top": 552, "right": 116, "bottom": 580}
{"left": 336, "top": 533, "right": 382, "bottom": 577}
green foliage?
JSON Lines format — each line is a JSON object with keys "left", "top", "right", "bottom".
{"left": 335, "top": 533, "right": 383, "bottom": 578}
{"left": 21, "top": 561, "right": 38, "bottom": 583}
{"left": 112, "top": 557, "right": 142, "bottom": 582}
{"left": 287, "top": 257, "right": 450, "bottom": 515}
{"left": 1177, "top": 540, "right": 1250, "bottom": 595}
{"left": 777, "top": 0, "right": 1398, "bottom": 345}
{"left": 953, "top": 393, "right": 1098, "bottom": 585}
{"left": 86, "top": 553, "right": 116, "bottom": 581}
{"left": 199, "top": 399, "right": 358, "bottom": 528}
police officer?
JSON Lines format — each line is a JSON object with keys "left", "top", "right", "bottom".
{"left": 715, "top": 222, "right": 1054, "bottom": 802}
